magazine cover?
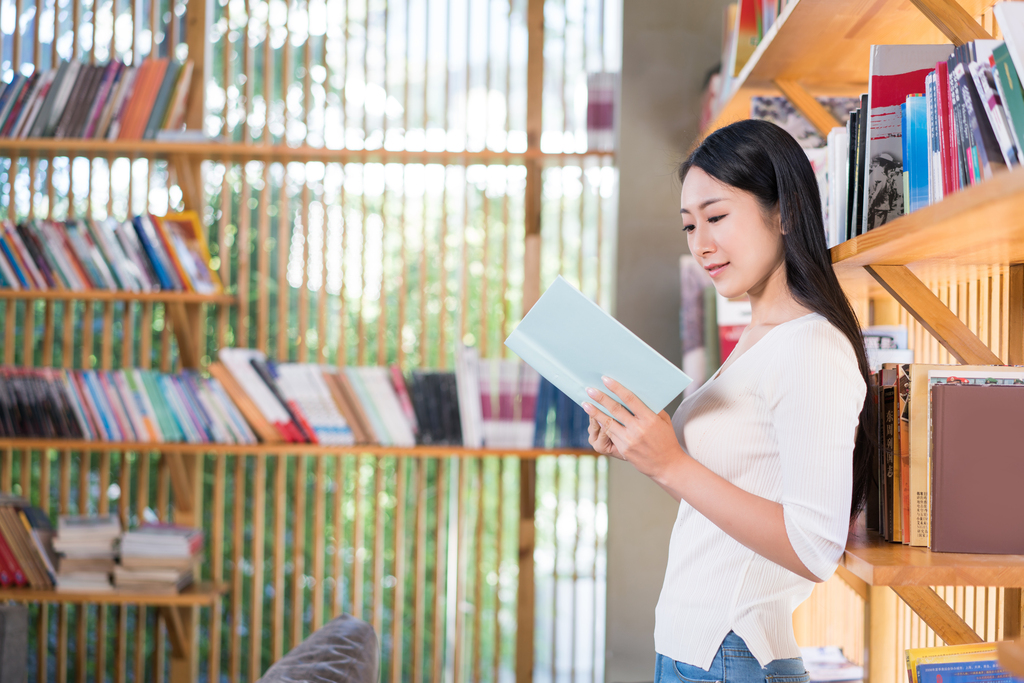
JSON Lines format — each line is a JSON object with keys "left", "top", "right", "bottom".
{"left": 862, "top": 44, "right": 952, "bottom": 232}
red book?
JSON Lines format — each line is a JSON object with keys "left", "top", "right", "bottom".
{"left": 117, "top": 59, "right": 153, "bottom": 140}
{"left": 0, "top": 527, "right": 27, "bottom": 586}
{"left": 935, "top": 61, "right": 956, "bottom": 195}
{"left": 388, "top": 366, "right": 419, "bottom": 435}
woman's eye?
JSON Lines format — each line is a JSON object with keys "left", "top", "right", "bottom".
{"left": 707, "top": 214, "right": 726, "bottom": 224}
{"left": 682, "top": 224, "right": 695, "bottom": 233}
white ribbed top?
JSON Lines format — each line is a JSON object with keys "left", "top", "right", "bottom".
{"left": 654, "top": 312, "right": 866, "bottom": 670}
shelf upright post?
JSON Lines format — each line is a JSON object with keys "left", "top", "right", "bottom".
{"left": 517, "top": 0, "right": 544, "bottom": 681}
{"left": 163, "top": 0, "right": 213, "bottom": 680}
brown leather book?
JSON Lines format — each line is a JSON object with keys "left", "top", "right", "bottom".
{"left": 207, "top": 362, "right": 284, "bottom": 444}
{"left": 931, "top": 383, "right": 1024, "bottom": 554}
{"left": 321, "top": 369, "right": 370, "bottom": 445}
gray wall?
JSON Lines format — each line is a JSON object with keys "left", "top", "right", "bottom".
{"left": 606, "top": 2, "right": 732, "bottom": 681}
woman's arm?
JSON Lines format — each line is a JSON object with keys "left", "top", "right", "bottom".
{"left": 584, "top": 388, "right": 819, "bottom": 582}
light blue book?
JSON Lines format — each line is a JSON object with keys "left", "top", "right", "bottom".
{"left": 504, "top": 276, "right": 691, "bottom": 420}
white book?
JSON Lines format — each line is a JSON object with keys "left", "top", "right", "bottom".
{"left": 454, "top": 344, "right": 484, "bottom": 448}
{"left": 277, "top": 364, "right": 354, "bottom": 445}
{"left": 345, "top": 367, "right": 392, "bottom": 445}
{"left": 826, "top": 127, "right": 849, "bottom": 248}
{"left": 218, "top": 347, "right": 294, "bottom": 430}
{"left": 361, "top": 366, "right": 416, "bottom": 447}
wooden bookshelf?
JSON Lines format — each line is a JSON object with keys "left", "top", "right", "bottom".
{"left": 705, "top": 0, "right": 998, "bottom": 136}
{"left": 0, "top": 581, "right": 227, "bottom": 607}
{"left": 843, "top": 525, "right": 1024, "bottom": 647}
{"left": 0, "top": 438, "right": 598, "bottom": 459}
{"left": 843, "top": 525, "right": 1024, "bottom": 588}
{"left": 0, "top": 289, "right": 238, "bottom": 304}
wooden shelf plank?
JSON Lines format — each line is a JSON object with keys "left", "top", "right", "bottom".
{"left": 0, "top": 139, "right": 609, "bottom": 164}
{"left": 831, "top": 170, "right": 1024, "bottom": 294}
{"left": 705, "top": 0, "right": 996, "bottom": 136}
{"left": 0, "top": 290, "right": 238, "bottom": 305}
{"left": 0, "top": 439, "right": 598, "bottom": 459}
{"left": 842, "top": 525, "right": 1024, "bottom": 587}
{"left": 0, "top": 582, "right": 227, "bottom": 606}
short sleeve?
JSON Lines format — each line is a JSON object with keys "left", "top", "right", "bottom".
{"left": 762, "top": 320, "right": 866, "bottom": 581}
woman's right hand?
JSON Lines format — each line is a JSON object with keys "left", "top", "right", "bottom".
{"left": 588, "top": 414, "right": 621, "bottom": 459}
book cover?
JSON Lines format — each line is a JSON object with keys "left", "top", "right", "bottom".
{"left": 207, "top": 362, "right": 283, "bottom": 443}
{"left": 953, "top": 60, "right": 1006, "bottom": 182}
{"left": 506, "top": 276, "right": 691, "bottom": 421}
{"left": 853, "top": 95, "right": 869, "bottom": 236}
{"left": 862, "top": 45, "right": 951, "bottom": 232}
{"left": 732, "top": 0, "right": 759, "bottom": 76}
{"left": 931, "top": 382, "right": 1024, "bottom": 553}
{"left": 161, "top": 59, "right": 194, "bottom": 131}
{"left": 993, "top": 42, "right": 1024, "bottom": 159}
{"left": 156, "top": 211, "right": 222, "bottom": 294}
{"left": 4, "top": 71, "right": 42, "bottom": 138}
{"left": 143, "top": 59, "right": 180, "bottom": 139}
{"left": 905, "top": 95, "right": 929, "bottom": 213}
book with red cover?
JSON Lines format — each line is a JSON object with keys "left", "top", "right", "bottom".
{"left": 0, "top": 523, "right": 27, "bottom": 586}
{"left": 930, "top": 383, "right": 1024, "bottom": 553}
{"left": 935, "top": 60, "right": 955, "bottom": 196}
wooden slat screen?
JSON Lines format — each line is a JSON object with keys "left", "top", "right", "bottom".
{"left": 0, "top": 0, "right": 618, "bottom": 680}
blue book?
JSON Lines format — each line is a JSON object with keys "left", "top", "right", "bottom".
{"left": 918, "top": 660, "right": 1023, "bottom": 683}
{"left": 505, "top": 275, "right": 691, "bottom": 421}
{"left": 906, "top": 95, "right": 929, "bottom": 213}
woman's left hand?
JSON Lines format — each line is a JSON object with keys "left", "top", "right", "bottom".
{"left": 581, "top": 376, "right": 687, "bottom": 480}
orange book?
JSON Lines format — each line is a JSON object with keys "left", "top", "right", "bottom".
{"left": 116, "top": 59, "right": 152, "bottom": 140}
{"left": 207, "top": 363, "right": 284, "bottom": 443}
{"left": 158, "top": 211, "right": 223, "bottom": 294}
{"left": 130, "top": 58, "right": 168, "bottom": 139}
{"left": 148, "top": 214, "right": 191, "bottom": 291}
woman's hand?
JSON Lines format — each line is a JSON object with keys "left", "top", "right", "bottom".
{"left": 581, "top": 376, "right": 687, "bottom": 481}
{"left": 587, "top": 414, "right": 620, "bottom": 458}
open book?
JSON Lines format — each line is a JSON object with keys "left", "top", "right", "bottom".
{"left": 504, "top": 276, "right": 691, "bottom": 420}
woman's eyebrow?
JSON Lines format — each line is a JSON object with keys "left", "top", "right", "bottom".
{"left": 680, "top": 197, "right": 725, "bottom": 214}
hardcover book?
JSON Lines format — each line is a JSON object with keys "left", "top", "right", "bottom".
{"left": 504, "top": 275, "right": 691, "bottom": 421}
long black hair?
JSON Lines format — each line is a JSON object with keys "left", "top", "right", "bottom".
{"left": 680, "top": 118, "right": 874, "bottom": 520}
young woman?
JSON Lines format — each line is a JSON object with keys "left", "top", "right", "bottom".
{"left": 582, "top": 119, "right": 873, "bottom": 683}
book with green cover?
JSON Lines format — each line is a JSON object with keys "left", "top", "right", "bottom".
{"left": 992, "top": 42, "right": 1024, "bottom": 159}
{"left": 504, "top": 275, "right": 691, "bottom": 421}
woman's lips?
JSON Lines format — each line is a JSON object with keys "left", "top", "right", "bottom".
{"left": 707, "top": 263, "right": 729, "bottom": 278}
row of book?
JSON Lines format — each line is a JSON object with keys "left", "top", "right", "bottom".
{"left": 867, "top": 362, "right": 1024, "bottom": 554}
{"left": 0, "top": 495, "right": 57, "bottom": 589}
{"left": 821, "top": 4, "right": 1024, "bottom": 246}
{"left": 0, "top": 57, "right": 193, "bottom": 141}
{"left": 213, "top": 346, "right": 590, "bottom": 450}
{"left": 907, "top": 643, "right": 1024, "bottom": 683}
{"left": 54, "top": 516, "right": 201, "bottom": 594}
{"left": 0, "top": 211, "right": 222, "bottom": 294}
{"left": 0, "top": 367, "right": 257, "bottom": 445}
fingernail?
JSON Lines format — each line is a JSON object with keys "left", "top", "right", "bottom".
{"left": 586, "top": 387, "right": 597, "bottom": 397}
{"left": 582, "top": 402, "right": 593, "bottom": 414}
{"left": 601, "top": 376, "right": 611, "bottom": 384}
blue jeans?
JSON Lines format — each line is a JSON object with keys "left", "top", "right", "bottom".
{"left": 654, "top": 632, "right": 809, "bottom": 683}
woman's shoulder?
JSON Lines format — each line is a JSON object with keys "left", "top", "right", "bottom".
{"left": 764, "top": 313, "right": 862, "bottom": 377}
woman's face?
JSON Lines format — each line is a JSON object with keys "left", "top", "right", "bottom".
{"left": 680, "top": 166, "right": 786, "bottom": 301}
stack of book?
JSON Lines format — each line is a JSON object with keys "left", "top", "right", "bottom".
{"left": 0, "top": 495, "right": 57, "bottom": 589}
{"left": 52, "top": 515, "right": 121, "bottom": 593}
{"left": 907, "top": 643, "right": 1024, "bottom": 683}
{"left": 820, "top": 5, "right": 1024, "bottom": 247}
{"left": 0, "top": 211, "right": 221, "bottom": 294}
{"left": 0, "top": 366, "right": 257, "bottom": 445}
{"left": 115, "top": 524, "right": 201, "bottom": 594}
{"left": 867, "top": 362, "right": 1024, "bottom": 552}
{"left": 0, "top": 57, "right": 193, "bottom": 141}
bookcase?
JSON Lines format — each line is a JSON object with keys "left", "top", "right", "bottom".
{"left": 0, "top": 0, "right": 618, "bottom": 681}
{"left": 705, "top": 0, "right": 1024, "bottom": 681}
